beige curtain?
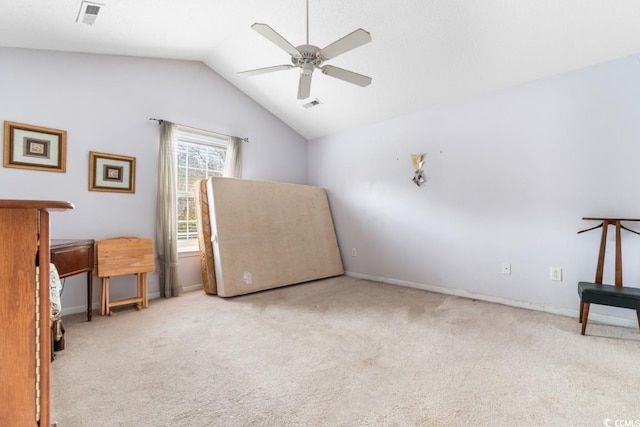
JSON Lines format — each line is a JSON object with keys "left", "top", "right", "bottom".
{"left": 156, "top": 121, "right": 180, "bottom": 297}
{"left": 223, "top": 136, "right": 243, "bottom": 178}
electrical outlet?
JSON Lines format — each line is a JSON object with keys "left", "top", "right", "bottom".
{"left": 351, "top": 248, "right": 357, "bottom": 257}
{"left": 501, "top": 263, "right": 511, "bottom": 275}
{"left": 550, "top": 267, "right": 562, "bottom": 281}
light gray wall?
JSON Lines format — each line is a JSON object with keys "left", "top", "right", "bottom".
{"left": 4, "top": 46, "right": 640, "bottom": 326}
{"left": 309, "top": 55, "right": 640, "bottom": 325}
{"left": 0, "top": 47, "right": 307, "bottom": 314}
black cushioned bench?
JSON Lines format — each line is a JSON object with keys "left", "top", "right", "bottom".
{"left": 578, "top": 281, "right": 640, "bottom": 335}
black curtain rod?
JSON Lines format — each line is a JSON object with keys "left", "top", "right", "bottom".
{"left": 149, "top": 118, "right": 249, "bottom": 143}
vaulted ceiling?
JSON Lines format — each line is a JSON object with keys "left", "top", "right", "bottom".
{"left": 2, "top": 1, "right": 640, "bottom": 139}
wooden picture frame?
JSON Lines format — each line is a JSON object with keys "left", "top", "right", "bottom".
{"left": 89, "top": 151, "right": 136, "bottom": 193}
{"left": 3, "top": 121, "right": 67, "bottom": 172}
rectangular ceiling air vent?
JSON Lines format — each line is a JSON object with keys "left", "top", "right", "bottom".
{"left": 302, "top": 98, "right": 322, "bottom": 109}
{"left": 76, "top": 1, "right": 104, "bottom": 25}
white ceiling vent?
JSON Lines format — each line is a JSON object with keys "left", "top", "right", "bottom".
{"left": 302, "top": 99, "right": 322, "bottom": 109}
{"left": 76, "top": 1, "right": 104, "bottom": 25}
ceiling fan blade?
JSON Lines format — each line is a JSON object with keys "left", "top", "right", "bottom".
{"left": 251, "top": 23, "right": 300, "bottom": 56}
{"left": 238, "top": 64, "right": 294, "bottom": 77}
{"left": 321, "top": 65, "right": 372, "bottom": 87}
{"left": 319, "top": 28, "right": 371, "bottom": 60}
{"left": 297, "top": 71, "right": 313, "bottom": 100}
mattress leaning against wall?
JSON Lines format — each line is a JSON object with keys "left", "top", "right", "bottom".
{"left": 206, "top": 177, "right": 344, "bottom": 297}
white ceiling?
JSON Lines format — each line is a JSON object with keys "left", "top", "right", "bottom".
{"left": 2, "top": 1, "right": 640, "bottom": 139}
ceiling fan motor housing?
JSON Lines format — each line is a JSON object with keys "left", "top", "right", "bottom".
{"left": 292, "top": 45, "right": 323, "bottom": 69}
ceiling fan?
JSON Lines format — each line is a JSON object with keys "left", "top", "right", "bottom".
{"left": 237, "top": 0, "right": 372, "bottom": 100}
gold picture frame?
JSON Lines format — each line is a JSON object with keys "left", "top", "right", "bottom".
{"left": 3, "top": 121, "right": 67, "bottom": 172}
{"left": 89, "top": 151, "right": 136, "bottom": 193}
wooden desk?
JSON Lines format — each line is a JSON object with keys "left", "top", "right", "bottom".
{"left": 51, "top": 239, "right": 95, "bottom": 321}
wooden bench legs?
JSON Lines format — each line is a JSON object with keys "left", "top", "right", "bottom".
{"left": 579, "top": 301, "right": 640, "bottom": 335}
{"left": 100, "top": 272, "right": 148, "bottom": 316}
{"left": 578, "top": 281, "right": 640, "bottom": 335}
{"left": 578, "top": 301, "right": 591, "bottom": 336}
{"left": 577, "top": 219, "right": 640, "bottom": 335}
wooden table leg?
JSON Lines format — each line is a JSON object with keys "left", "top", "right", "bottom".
{"left": 99, "top": 277, "right": 104, "bottom": 315}
{"left": 100, "top": 277, "right": 109, "bottom": 316}
{"left": 143, "top": 273, "right": 148, "bottom": 308}
{"left": 136, "top": 273, "right": 143, "bottom": 310}
{"left": 87, "top": 271, "right": 93, "bottom": 321}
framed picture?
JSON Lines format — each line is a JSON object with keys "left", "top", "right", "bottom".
{"left": 89, "top": 151, "right": 136, "bottom": 193}
{"left": 3, "top": 121, "right": 67, "bottom": 172}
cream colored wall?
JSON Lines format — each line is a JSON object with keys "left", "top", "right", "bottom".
{"left": 178, "top": 252, "right": 203, "bottom": 292}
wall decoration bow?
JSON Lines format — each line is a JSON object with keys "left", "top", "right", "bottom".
{"left": 411, "top": 154, "right": 425, "bottom": 186}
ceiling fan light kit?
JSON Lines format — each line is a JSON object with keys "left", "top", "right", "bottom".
{"left": 238, "top": 0, "right": 372, "bottom": 100}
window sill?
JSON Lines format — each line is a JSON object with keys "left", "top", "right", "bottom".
{"left": 178, "top": 245, "right": 199, "bottom": 256}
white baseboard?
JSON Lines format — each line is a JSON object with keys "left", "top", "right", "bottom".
{"left": 63, "top": 274, "right": 637, "bottom": 329}
{"left": 345, "top": 271, "right": 638, "bottom": 329}
{"left": 182, "top": 284, "right": 203, "bottom": 293}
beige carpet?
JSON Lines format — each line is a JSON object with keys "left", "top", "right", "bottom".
{"left": 51, "top": 275, "right": 640, "bottom": 426}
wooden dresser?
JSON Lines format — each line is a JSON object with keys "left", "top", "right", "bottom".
{"left": 0, "top": 199, "right": 73, "bottom": 426}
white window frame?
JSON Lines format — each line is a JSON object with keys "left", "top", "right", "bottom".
{"left": 176, "top": 126, "right": 229, "bottom": 253}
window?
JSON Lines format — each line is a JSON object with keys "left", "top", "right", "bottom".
{"left": 176, "top": 127, "right": 228, "bottom": 251}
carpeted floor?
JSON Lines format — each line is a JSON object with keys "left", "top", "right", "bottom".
{"left": 51, "top": 275, "right": 640, "bottom": 426}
